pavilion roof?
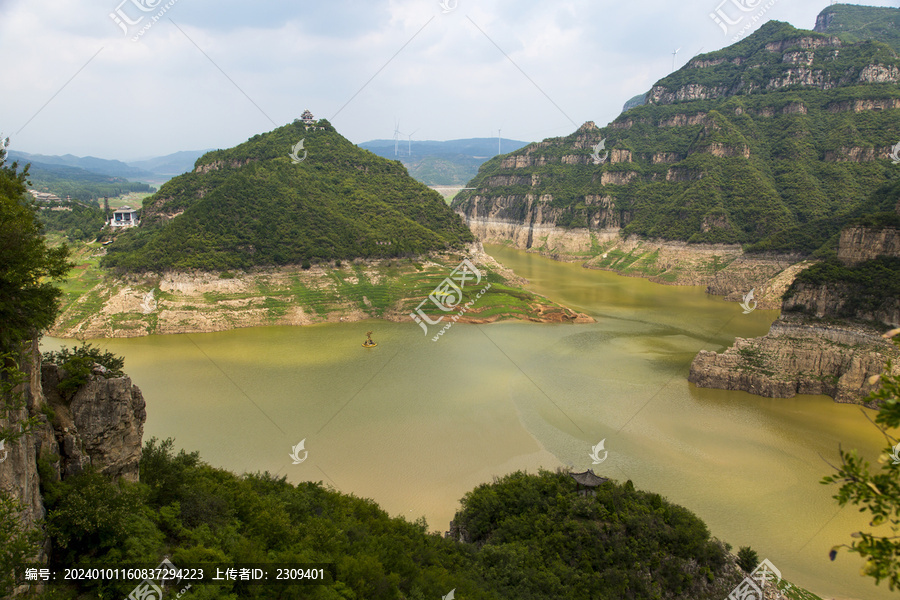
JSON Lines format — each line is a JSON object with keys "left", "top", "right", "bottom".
{"left": 570, "top": 469, "right": 608, "bottom": 487}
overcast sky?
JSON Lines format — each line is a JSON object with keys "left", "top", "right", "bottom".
{"left": 2, "top": 0, "right": 897, "bottom": 161}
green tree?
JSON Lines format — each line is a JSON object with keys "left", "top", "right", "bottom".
{"left": 0, "top": 138, "right": 71, "bottom": 596}
{"left": 736, "top": 546, "right": 759, "bottom": 573}
{"left": 0, "top": 492, "right": 43, "bottom": 596}
{"left": 0, "top": 137, "right": 71, "bottom": 356}
{"left": 1, "top": 138, "right": 71, "bottom": 446}
{"left": 823, "top": 329, "right": 900, "bottom": 591}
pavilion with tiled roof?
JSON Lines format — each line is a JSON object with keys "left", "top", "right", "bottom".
{"left": 570, "top": 469, "right": 609, "bottom": 496}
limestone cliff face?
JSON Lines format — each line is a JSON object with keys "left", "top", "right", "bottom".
{"left": 782, "top": 281, "right": 900, "bottom": 327}
{"left": 689, "top": 317, "right": 900, "bottom": 405}
{"left": 837, "top": 225, "right": 900, "bottom": 266}
{"left": 40, "top": 364, "right": 146, "bottom": 481}
{"left": 453, "top": 21, "right": 897, "bottom": 271}
{"left": 0, "top": 350, "right": 146, "bottom": 580}
{"left": 689, "top": 215, "right": 900, "bottom": 404}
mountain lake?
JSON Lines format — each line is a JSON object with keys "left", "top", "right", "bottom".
{"left": 43, "top": 244, "right": 895, "bottom": 600}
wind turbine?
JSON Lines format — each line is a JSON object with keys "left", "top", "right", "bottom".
{"left": 671, "top": 47, "right": 681, "bottom": 72}
{"left": 393, "top": 120, "right": 403, "bottom": 156}
{"left": 407, "top": 129, "right": 418, "bottom": 157}
{"left": 498, "top": 128, "right": 502, "bottom": 155}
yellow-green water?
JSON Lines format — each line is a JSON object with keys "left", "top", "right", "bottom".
{"left": 44, "top": 245, "right": 895, "bottom": 600}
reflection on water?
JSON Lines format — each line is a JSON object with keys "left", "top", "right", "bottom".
{"left": 44, "top": 245, "right": 893, "bottom": 600}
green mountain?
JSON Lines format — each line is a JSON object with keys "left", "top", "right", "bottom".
{"left": 102, "top": 119, "right": 474, "bottom": 271}
{"left": 815, "top": 3, "right": 900, "bottom": 52}
{"left": 453, "top": 14, "right": 900, "bottom": 255}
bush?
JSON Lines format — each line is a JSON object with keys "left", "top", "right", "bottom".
{"left": 737, "top": 546, "right": 759, "bottom": 572}
{"left": 43, "top": 344, "right": 125, "bottom": 400}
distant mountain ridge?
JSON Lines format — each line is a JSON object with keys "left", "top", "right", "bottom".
{"left": 359, "top": 137, "right": 528, "bottom": 186}
{"left": 127, "top": 149, "right": 211, "bottom": 177}
{"left": 8, "top": 150, "right": 156, "bottom": 181}
{"left": 10, "top": 148, "right": 210, "bottom": 181}
{"left": 21, "top": 159, "right": 153, "bottom": 203}
{"left": 453, "top": 11, "right": 900, "bottom": 256}
{"left": 102, "top": 119, "right": 474, "bottom": 271}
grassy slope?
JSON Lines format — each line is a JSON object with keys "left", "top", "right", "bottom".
{"left": 52, "top": 243, "right": 586, "bottom": 337}
{"left": 816, "top": 3, "right": 900, "bottom": 52}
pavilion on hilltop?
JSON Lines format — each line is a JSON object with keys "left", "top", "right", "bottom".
{"left": 570, "top": 469, "right": 609, "bottom": 496}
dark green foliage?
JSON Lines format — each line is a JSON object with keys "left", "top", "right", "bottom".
{"left": 102, "top": 120, "right": 474, "bottom": 272}
{"left": 38, "top": 462, "right": 164, "bottom": 598}
{"left": 736, "top": 546, "right": 759, "bottom": 573}
{"left": 37, "top": 201, "right": 106, "bottom": 242}
{"left": 452, "top": 470, "right": 735, "bottom": 599}
{"left": 42, "top": 343, "right": 125, "bottom": 399}
{"left": 816, "top": 4, "right": 900, "bottom": 53}
{"left": 40, "top": 441, "right": 740, "bottom": 599}
{"left": 453, "top": 16, "right": 900, "bottom": 256}
{"left": 41, "top": 466, "right": 158, "bottom": 564}
{"left": 0, "top": 141, "right": 71, "bottom": 356}
{"left": 0, "top": 492, "right": 43, "bottom": 596}
{"left": 851, "top": 212, "right": 900, "bottom": 229}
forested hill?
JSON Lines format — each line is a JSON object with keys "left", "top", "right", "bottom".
{"left": 453, "top": 12, "right": 900, "bottom": 256}
{"left": 102, "top": 119, "right": 473, "bottom": 271}
{"left": 815, "top": 3, "right": 900, "bottom": 52}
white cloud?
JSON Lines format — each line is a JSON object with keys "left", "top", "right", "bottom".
{"left": 1, "top": 0, "right": 897, "bottom": 159}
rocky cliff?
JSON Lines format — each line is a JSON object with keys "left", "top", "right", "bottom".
{"left": 689, "top": 316, "right": 900, "bottom": 406}
{"left": 452, "top": 13, "right": 900, "bottom": 302}
{"left": 0, "top": 343, "right": 146, "bottom": 590}
{"left": 837, "top": 225, "right": 900, "bottom": 266}
{"left": 689, "top": 203, "right": 900, "bottom": 404}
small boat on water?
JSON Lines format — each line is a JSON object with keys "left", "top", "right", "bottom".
{"left": 362, "top": 331, "right": 377, "bottom": 348}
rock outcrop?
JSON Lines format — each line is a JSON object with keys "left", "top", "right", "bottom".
{"left": 837, "top": 225, "right": 900, "bottom": 266}
{"left": 41, "top": 364, "right": 146, "bottom": 481}
{"left": 0, "top": 346, "right": 146, "bottom": 590}
{"left": 689, "top": 317, "right": 900, "bottom": 405}
{"left": 690, "top": 207, "right": 900, "bottom": 404}
{"left": 782, "top": 281, "right": 900, "bottom": 327}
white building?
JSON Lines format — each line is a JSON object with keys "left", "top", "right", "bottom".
{"left": 109, "top": 206, "right": 140, "bottom": 228}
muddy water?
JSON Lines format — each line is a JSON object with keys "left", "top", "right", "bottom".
{"left": 44, "top": 245, "right": 894, "bottom": 600}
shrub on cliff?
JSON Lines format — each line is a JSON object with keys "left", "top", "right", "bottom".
{"left": 42, "top": 343, "right": 125, "bottom": 400}
{"left": 0, "top": 492, "right": 43, "bottom": 597}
